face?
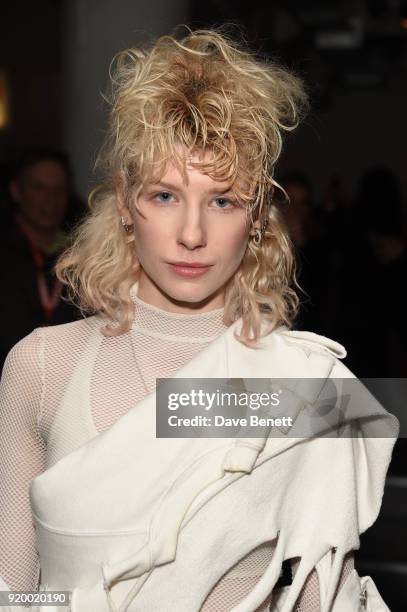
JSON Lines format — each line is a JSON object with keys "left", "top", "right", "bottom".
{"left": 117, "top": 152, "right": 255, "bottom": 313}
{"left": 11, "top": 160, "right": 68, "bottom": 232}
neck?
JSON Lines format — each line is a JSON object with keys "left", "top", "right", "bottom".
{"left": 130, "top": 286, "right": 228, "bottom": 341}
{"left": 136, "top": 275, "right": 226, "bottom": 315}
{"left": 16, "top": 214, "right": 57, "bottom": 251}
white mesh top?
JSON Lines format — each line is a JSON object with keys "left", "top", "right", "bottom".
{"left": 0, "top": 286, "right": 353, "bottom": 610}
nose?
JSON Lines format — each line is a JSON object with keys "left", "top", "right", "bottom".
{"left": 176, "top": 207, "right": 207, "bottom": 250}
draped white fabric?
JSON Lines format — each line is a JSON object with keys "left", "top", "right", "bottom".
{"left": 0, "top": 286, "right": 397, "bottom": 610}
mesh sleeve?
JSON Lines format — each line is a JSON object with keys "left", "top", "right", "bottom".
{"left": 0, "top": 328, "right": 46, "bottom": 591}
{"left": 294, "top": 563, "right": 321, "bottom": 611}
{"left": 200, "top": 541, "right": 276, "bottom": 611}
{"left": 294, "top": 550, "right": 355, "bottom": 611}
{"left": 200, "top": 541, "right": 355, "bottom": 611}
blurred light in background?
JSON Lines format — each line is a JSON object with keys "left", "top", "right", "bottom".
{"left": 0, "top": 70, "right": 10, "bottom": 129}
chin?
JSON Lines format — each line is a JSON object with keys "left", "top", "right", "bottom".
{"left": 166, "top": 283, "right": 212, "bottom": 301}
{"left": 162, "top": 280, "right": 220, "bottom": 305}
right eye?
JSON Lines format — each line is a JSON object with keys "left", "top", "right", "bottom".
{"left": 153, "top": 191, "right": 173, "bottom": 204}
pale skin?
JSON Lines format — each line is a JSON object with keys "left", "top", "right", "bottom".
{"left": 116, "top": 151, "right": 261, "bottom": 314}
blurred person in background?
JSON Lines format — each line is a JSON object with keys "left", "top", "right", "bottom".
{"left": 0, "top": 150, "right": 81, "bottom": 371}
{"left": 279, "top": 171, "right": 341, "bottom": 336}
{"left": 336, "top": 166, "right": 407, "bottom": 376}
{"left": 0, "top": 162, "right": 14, "bottom": 232}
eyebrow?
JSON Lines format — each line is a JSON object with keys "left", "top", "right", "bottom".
{"left": 145, "top": 181, "right": 235, "bottom": 194}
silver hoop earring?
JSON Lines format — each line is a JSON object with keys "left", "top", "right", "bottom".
{"left": 252, "top": 217, "right": 268, "bottom": 246}
{"left": 253, "top": 228, "right": 262, "bottom": 246}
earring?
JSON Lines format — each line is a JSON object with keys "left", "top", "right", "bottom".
{"left": 253, "top": 228, "right": 262, "bottom": 246}
{"left": 251, "top": 217, "right": 269, "bottom": 246}
{"left": 120, "top": 216, "right": 135, "bottom": 243}
{"left": 121, "top": 216, "right": 133, "bottom": 232}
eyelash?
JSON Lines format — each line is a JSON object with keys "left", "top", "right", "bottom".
{"left": 151, "top": 191, "right": 238, "bottom": 212}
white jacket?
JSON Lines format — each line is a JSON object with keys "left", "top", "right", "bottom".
{"left": 1, "top": 317, "right": 399, "bottom": 611}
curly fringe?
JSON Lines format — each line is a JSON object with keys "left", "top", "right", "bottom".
{"left": 56, "top": 25, "right": 308, "bottom": 345}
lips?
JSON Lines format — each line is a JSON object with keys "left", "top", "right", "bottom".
{"left": 168, "top": 262, "right": 213, "bottom": 278}
{"left": 169, "top": 262, "right": 213, "bottom": 268}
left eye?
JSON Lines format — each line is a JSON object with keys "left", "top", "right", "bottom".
{"left": 213, "top": 197, "right": 234, "bottom": 209}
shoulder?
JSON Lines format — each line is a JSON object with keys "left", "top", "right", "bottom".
{"left": 1, "top": 329, "right": 44, "bottom": 409}
{"left": 252, "top": 325, "right": 349, "bottom": 379}
{"left": 38, "top": 315, "right": 110, "bottom": 368}
{"left": 3, "top": 315, "right": 103, "bottom": 374}
{"left": 274, "top": 327, "right": 347, "bottom": 360}
{"left": 2, "top": 327, "right": 44, "bottom": 375}
{"left": 39, "top": 314, "right": 103, "bottom": 343}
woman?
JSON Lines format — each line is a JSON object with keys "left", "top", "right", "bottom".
{"left": 0, "top": 27, "right": 398, "bottom": 611}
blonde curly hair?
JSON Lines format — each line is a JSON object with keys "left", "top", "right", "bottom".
{"left": 56, "top": 25, "right": 309, "bottom": 347}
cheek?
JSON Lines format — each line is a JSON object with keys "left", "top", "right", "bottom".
{"left": 132, "top": 218, "right": 171, "bottom": 265}
{"left": 216, "top": 224, "right": 249, "bottom": 263}
{"left": 134, "top": 224, "right": 167, "bottom": 248}
{"left": 130, "top": 202, "right": 170, "bottom": 242}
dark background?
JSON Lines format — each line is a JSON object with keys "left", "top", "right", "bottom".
{"left": 0, "top": 1, "right": 406, "bottom": 609}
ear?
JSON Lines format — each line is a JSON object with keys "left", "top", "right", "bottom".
{"left": 114, "top": 171, "right": 130, "bottom": 222}
{"left": 249, "top": 219, "right": 261, "bottom": 236}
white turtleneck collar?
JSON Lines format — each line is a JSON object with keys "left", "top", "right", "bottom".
{"left": 129, "top": 283, "right": 229, "bottom": 343}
